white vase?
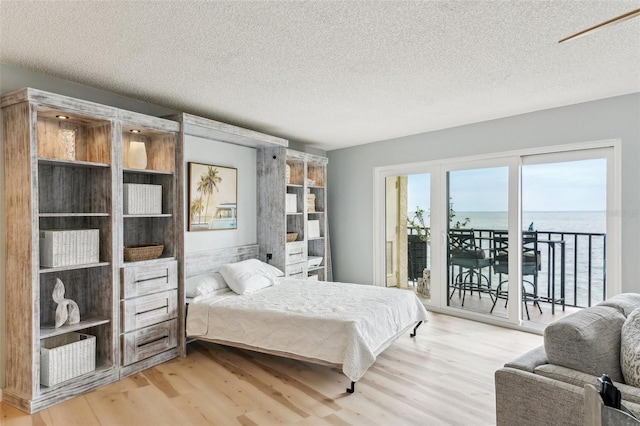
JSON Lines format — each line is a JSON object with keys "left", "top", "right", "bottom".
{"left": 129, "top": 141, "right": 147, "bottom": 169}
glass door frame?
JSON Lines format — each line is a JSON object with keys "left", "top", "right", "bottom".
{"left": 373, "top": 163, "right": 443, "bottom": 304}
{"left": 373, "top": 139, "right": 621, "bottom": 330}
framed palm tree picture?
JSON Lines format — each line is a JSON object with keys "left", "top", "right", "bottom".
{"left": 188, "top": 162, "right": 237, "bottom": 231}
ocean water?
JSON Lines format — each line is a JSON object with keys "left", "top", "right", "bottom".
{"left": 453, "top": 210, "right": 606, "bottom": 234}
{"left": 410, "top": 210, "right": 607, "bottom": 307}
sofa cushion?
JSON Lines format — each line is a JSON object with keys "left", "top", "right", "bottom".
{"left": 599, "top": 293, "right": 640, "bottom": 317}
{"left": 621, "top": 308, "right": 640, "bottom": 386}
{"left": 544, "top": 305, "right": 626, "bottom": 382}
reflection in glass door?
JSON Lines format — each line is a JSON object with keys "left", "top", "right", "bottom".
{"left": 385, "top": 173, "right": 431, "bottom": 301}
{"left": 447, "top": 166, "right": 509, "bottom": 316}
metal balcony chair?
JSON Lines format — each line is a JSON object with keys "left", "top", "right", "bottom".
{"left": 448, "top": 229, "right": 493, "bottom": 307}
{"left": 490, "top": 230, "right": 543, "bottom": 320}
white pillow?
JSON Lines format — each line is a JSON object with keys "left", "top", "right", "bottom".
{"left": 185, "top": 272, "right": 228, "bottom": 298}
{"left": 218, "top": 259, "right": 283, "bottom": 295}
{"left": 621, "top": 307, "right": 640, "bottom": 386}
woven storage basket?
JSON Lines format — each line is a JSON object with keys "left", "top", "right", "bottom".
{"left": 286, "top": 232, "right": 298, "bottom": 242}
{"left": 40, "top": 332, "right": 96, "bottom": 386}
{"left": 124, "top": 244, "right": 164, "bottom": 262}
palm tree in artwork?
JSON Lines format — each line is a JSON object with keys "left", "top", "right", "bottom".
{"left": 190, "top": 197, "right": 205, "bottom": 224}
{"left": 197, "top": 166, "right": 222, "bottom": 222}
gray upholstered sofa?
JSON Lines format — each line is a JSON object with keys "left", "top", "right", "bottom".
{"left": 495, "top": 293, "right": 640, "bottom": 426}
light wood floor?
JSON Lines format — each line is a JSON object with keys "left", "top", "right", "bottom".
{"left": 1, "top": 313, "right": 542, "bottom": 426}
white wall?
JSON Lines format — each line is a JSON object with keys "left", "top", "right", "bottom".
{"left": 327, "top": 93, "right": 640, "bottom": 293}
{"left": 184, "top": 135, "right": 257, "bottom": 252}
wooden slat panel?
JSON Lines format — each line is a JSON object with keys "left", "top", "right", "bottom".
{"left": 184, "top": 244, "right": 259, "bottom": 278}
{"left": 172, "top": 112, "right": 288, "bottom": 148}
{"left": 119, "top": 110, "right": 180, "bottom": 133}
{"left": 3, "top": 101, "right": 38, "bottom": 398}
{"left": 29, "top": 88, "right": 118, "bottom": 119}
{"left": 2, "top": 89, "right": 119, "bottom": 120}
{"left": 256, "top": 147, "right": 287, "bottom": 270}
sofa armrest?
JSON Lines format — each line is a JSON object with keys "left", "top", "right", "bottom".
{"left": 495, "top": 367, "right": 584, "bottom": 426}
{"left": 504, "top": 345, "right": 547, "bottom": 373}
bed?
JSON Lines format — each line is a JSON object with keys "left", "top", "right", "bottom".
{"left": 184, "top": 245, "right": 429, "bottom": 392}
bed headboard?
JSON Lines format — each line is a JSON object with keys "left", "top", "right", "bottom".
{"left": 185, "top": 244, "right": 259, "bottom": 278}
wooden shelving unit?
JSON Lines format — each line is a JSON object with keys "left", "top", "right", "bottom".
{"left": 118, "top": 112, "right": 182, "bottom": 377}
{"left": 257, "top": 147, "right": 329, "bottom": 280}
{"left": 1, "top": 88, "right": 183, "bottom": 413}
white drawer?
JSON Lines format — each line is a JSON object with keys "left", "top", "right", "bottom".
{"left": 121, "top": 289, "right": 178, "bottom": 333}
{"left": 285, "top": 242, "right": 306, "bottom": 265}
{"left": 286, "top": 262, "right": 306, "bottom": 278}
{"left": 122, "top": 319, "right": 178, "bottom": 366}
{"left": 121, "top": 260, "right": 177, "bottom": 299}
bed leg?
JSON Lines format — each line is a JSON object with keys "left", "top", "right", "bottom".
{"left": 410, "top": 321, "right": 423, "bottom": 338}
{"left": 346, "top": 381, "right": 356, "bottom": 394}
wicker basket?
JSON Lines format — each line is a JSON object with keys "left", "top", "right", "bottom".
{"left": 286, "top": 232, "right": 298, "bottom": 242}
{"left": 124, "top": 244, "right": 164, "bottom": 262}
{"left": 40, "top": 332, "right": 96, "bottom": 386}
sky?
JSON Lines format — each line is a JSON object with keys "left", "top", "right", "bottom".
{"left": 407, "top": 158, "right": 607, "bottom": 213}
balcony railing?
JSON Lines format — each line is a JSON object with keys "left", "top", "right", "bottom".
{"left": 408, "top": 228, "right": 606, "bottom": 309}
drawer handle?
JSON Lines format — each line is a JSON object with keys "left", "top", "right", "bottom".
{"left": 136, "top": 305, "right": 169, "bottom": 317}
{"left": 135, "top": 269, "right": 170, "bottom": 282}
{"left": 137, "top": 335, "right": 168, "bottom": 349}
{"left": 289, "top": 250, "right": 304, "bottom": 256}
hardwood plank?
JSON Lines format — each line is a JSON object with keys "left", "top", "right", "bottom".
{"left": 46, "top": 394, "right": 100, "bottom": 426}
{"left": 213, "top": 345, "right": 338, "bottom": 418}
{"left": 1, "top": 312, "right": 542, "bottom": 425}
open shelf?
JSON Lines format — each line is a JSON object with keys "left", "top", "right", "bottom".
{"left": 123, "top": 167, "right": 173, "bottom": 175}
{"left": 40, "top": 317, "right": 111, "bottom": 339}
{"left": 39, "top": 262, "right": 111, "bottom": 274}
{"left": 38, "top": 158, "right": 110, "bottom": 169}
{"left": 123, "top": 214, "right": 172, "bottom": 218}
{"left": 39, "top": 213, "right": 110, "bottom": 218}
{"left": 122, "top": 255, "right": 176, "bottom": 266}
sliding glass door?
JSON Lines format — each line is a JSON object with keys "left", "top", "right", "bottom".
{"left": 374, "top": 141, "right": 619, "bottom": 329}
{"left": 520, "top": 148, "right": 613, "bottom": 324}
{"left": 446, "top": 164, "right": 510, "bottom": 316}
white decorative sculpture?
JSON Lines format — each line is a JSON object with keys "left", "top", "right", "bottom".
{"left": 53, "top": 278, "right": 80, "bottom": 328}
{"left": 417, "top": 268, "right": 431, "bottom": 297}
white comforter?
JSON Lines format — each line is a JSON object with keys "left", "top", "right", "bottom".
{"left": 186, "top": 278, "right": 429, "bottom": 381}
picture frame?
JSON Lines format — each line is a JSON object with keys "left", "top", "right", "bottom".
{"left": 188, "top": 162, "right": 237, "bottom": 231}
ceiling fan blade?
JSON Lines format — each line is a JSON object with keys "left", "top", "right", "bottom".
{"left": 559, "top": 7, "right": 640, "bottom": 43}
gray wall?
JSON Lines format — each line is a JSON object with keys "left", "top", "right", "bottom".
{"left": 327, "top": 93, "right": 640, "bottom": 291}
{"left": 0, "top": 63, "right": 323, "bottom": 391}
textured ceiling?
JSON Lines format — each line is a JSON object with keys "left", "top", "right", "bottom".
{"left": 1, "top": 1, "right": 639, "bottom": 151}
